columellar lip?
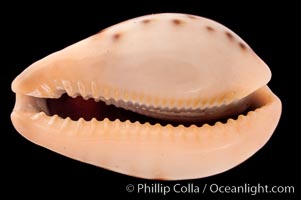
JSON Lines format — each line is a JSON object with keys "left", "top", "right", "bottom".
{"left": 11, "top": 13, "right": 281, "bottom": 180}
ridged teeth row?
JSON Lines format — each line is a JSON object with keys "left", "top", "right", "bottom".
{"left": 30, "top": 108, "right": 253, "bottom": 130}
{"left": 29, "top": 111, "right": 163, "bottom": 136}
{"left": 26, "top": 108, "right": 257, "bottom": 144}
{"left": 33, "top": 79, "right": 238, "bottom": 110}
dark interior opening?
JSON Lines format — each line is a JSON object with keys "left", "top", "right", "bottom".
{"left": 46, "top": 93, "right": 255, "bottom": 127}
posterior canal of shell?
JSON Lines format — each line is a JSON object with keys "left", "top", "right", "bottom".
{"left": 11, "top": 13, "right": 281, "bottom": 180}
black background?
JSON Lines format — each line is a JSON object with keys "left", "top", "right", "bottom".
{"left": 2, "top": 2, "right": 298, "bottom": 199}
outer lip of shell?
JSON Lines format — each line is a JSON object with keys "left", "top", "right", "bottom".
{"left": 11, "top": 86, "right": 281, "bottom": 180}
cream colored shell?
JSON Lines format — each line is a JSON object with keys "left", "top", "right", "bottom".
{"left": 11, "top": 13, "right": 281, "bottom": 180}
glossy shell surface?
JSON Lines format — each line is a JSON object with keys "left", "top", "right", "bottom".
{"left": 11, "top": 13, "right": 281, "bottom": 180}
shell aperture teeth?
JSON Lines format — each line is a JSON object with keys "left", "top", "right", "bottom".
{"left": 41, "top": 87, "right": 263, "bottom": 127}
{"left": 21, "top": 79, "right": 259, "bottom": 127}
